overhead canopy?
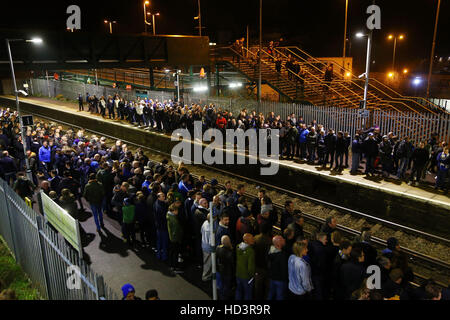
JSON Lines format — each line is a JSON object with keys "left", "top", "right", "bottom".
{"left": 0, "top": 29, "right": 210, "bottom": 71}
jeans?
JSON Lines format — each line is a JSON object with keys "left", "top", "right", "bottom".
{"left": 267, "top": 280, "right": 287, "bottom": 300}
{"left": 300, "top": 142, "right": 307, "bottom": 159}
{"left": 351, "top": 153, "right": 360, "bottom": 173}
{"left": 334, "top": 152, "right": 344, "bottom": 168}
{"left": 122, "top": 222, "right": 135, "bottom": 244}
{"left": 436, "top": 169, "right": 448, "bottom": 189}
{"left": 217, "top": 272, "right": 233, "bottom": 300}
{"left": 235, "top": 277, "right": 253, "bottom": 300}
{"left": 90, "top": 204, "right": 103, "bottom": 230}
{"left": 397, "top": 157, "right": 408, "bottom": 179}
{"left": 409, "top": 165, "right": 424, "bottom": 183}
{"left": 307, "top": 145, "right": 316, "bottom": 162}
{"left": 156, "top": 229, "right": 169, "bottom": 261}
{"left": 365, "top": 156, "right": 376, "bottom": 174}
{"left": 324, "top": 150, "right": 335, "bottom": 167}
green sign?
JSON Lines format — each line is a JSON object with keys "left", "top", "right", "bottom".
{"left": 40, "top": 191, "right": 82, "bottom": 254}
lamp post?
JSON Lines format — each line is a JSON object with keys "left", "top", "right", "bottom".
{"left": 147, "top": 12, "right": 160, "bottom": 35}
{"left": 427, "top": 0, "right": 441, "bottom": 98}
{"left": 342, "top": 0, "right": 349, "bottom": 73}
{"left": 104, "top": 20, "right": 117, "bottom": 34}
{"left": 257, "top": 0, "right": 262, "bottom": 113}
{"left": 143, "top": 1, "right": 151, "bottom": 33}
{"left": 387, "top": 34, "right": 404, "bottom": 72}
{"left": 194, "top": 0, "right": 203, "bottom": 36}
{"left": 5, "top": 38, "right": 43, "bottom": 182}
{"left": 356, "top": 32, "right": 372, "bottom": 128}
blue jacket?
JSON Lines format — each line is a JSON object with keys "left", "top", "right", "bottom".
{"left": 178, "top": 180, "right": 192, "bottom": 198}
{"left": 38, "top": 145, "right": 51, "bottom": 163}
{"left": 288, "top": 255, "right": 313, "bottom": 295}
{"left": 298, "top": 128, "right": 309, "bottom": 144}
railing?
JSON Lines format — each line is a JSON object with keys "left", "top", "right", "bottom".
{"left": 0, "top": 178, "right": 118, "bottom": 300}
{"left": 280, "top": 46, "right": 445, "bottom": 114}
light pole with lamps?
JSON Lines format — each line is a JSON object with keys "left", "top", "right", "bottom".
{"left": 342, "top": 0, "right": 349, "bottom": 73}
{"left": 387, "top": 34, "right": 404, "bottom": 72}
{"left": 5, "top": 37, "right": 43, "bottom": 181}
{"left": 257, "top": 0, "right": 262, "bottom": 112}
{"left": 104, "top": 20, "right": 117, "bottom": 34}
{"left": 147, "top": 12, "right": 160, "bottom": 35}
{"left": 143, "top": 1, "right": 151, "bottom": 33}
{"left": 427, "top": 0, "right": 441, "bottom": 98}
{"left": 356, "top": 31, "right": 373, "bottom": 128}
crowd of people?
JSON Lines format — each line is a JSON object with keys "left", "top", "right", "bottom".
{"left": 76, "top": 93, "right": 449, "bottom": 191}
{"left": 0, "top": 105, "right": 449, "bottom": 301}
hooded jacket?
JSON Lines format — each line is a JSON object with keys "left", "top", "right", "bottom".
{"left": 236, "top": 242, "right": 255, "bottom": 280}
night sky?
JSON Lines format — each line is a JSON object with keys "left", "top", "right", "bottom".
{"left": 0, "top": 0, "right": 448, "bottom": 73}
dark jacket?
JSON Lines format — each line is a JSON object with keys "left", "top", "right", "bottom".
{"left": 340, "top": 261, "right": 365, "bottom": 300}
{"left": 412, "top": 147, "right": 429, "bottom": 167}
{"left": 216, "top": 245, "right": 234, "bottom": 276}
{"left": 153, "top": 199, "right": 168, "bottom": 231}
{"left": 280, "top": 210, "right": 293, "bottom": 232}
{"left": 324, "top": 133, "right": 337, "bottom": 151}
{"left": 363, "top": 138, "right": 379, "bottom": 157}
{"left": 308, "top": 240, "right": 328, "bottom": 277}
{"left": 83, "top": 180, "right": 105, "bottom": 206}
{"left": 267, "top": 246, "right": 289, "bottom": 282}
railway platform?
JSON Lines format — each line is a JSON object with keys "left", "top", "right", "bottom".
{"left": 1, "top": 95, "right": 449, "bottom": 237}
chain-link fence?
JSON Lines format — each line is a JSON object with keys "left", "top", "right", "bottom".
{"left": 0, "top": 178, "right": 118, "bottom": 300}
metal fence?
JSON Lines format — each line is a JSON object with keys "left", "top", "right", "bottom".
{"left": 0, "top": 178, "right": 118, "bottom": 300}
{"left": 28, "top": 78, "right": 450, "bottom": 144}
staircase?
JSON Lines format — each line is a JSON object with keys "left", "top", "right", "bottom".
{"left": 216, "top": 44, "right": 447, "bottom": 115}
{"left": 273, "top": 46, "right": 447, "bottom": 115}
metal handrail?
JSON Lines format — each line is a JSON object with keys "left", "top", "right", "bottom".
{"left": 278, "top": 47, "right": 432, "bottom": 115}
{"left": 281, "top": 46, "right": 443, "bottom": 114}
{"left": 248, "top": 46, "right": 365, "bottom": 109}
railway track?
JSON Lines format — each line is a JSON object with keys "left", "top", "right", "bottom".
{"left": 26, "top": 111, "right": 450, "bottom": 289}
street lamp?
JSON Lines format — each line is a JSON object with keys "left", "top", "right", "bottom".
{"left": 5, "top": 37, "right": 43, "bottom": 181}
{"left": 143, "top": 1, "right": 151, "bottom": 33}
{"left": 104, "top": 20, "right": 117, "bottom": 34}
{"left": 387, "top": 34, "right": 405, "bottom": 72}
{"left": 147, "top": 12, "right": 160, "bottom": 35}
{"left": 427, "top": 0, "right": 441, "bottom": 98}
{"left": 342, "top": 0, "right": 349, "bottom": 72}
{"left": 356, "top": 31, "right": 373, "bottom": 128}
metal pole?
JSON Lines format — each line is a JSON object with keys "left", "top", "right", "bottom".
{"left": 6, "top": 39, "right": 32, "bottom": 181}
{"left": 109, "top": 22, "right": 112, "bottom": 34}
{"left": 258, "top": 0, "right": 262, "bottom": 111}
{"left": 246, "top": 25, "right": 249, "bottom": 58}
{"left": 45, "top": 70, "right": 51, "bottom": 97}
{"left": 176, "top": 71, "right": 180, "bottom": 103}
{"left": 144, "top": 3, "right": 147, "bottom": 33}
{"left": 342, "top": 0, "right": 348, "bottom": 72}
{"left": 362, "top": 31, "right": 373, "bottom": 128}
{"left": 392, "top": 36, "right": 397, "bottom": 71}
{"left": 152, "top": 15, "right": 156, "bottom": 35}
{"left": 427, "top": 0, "right": 441, "bottom": 98}
{"left": 209, "top": 201, "right": 217, "bottom": 300}
{"left": 198, "top": 0, "right": 202, "bottom": 36}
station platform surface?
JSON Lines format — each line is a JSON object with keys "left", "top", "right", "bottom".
{"left": 4, "top": 95, "right": 448, "bottom": 211}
